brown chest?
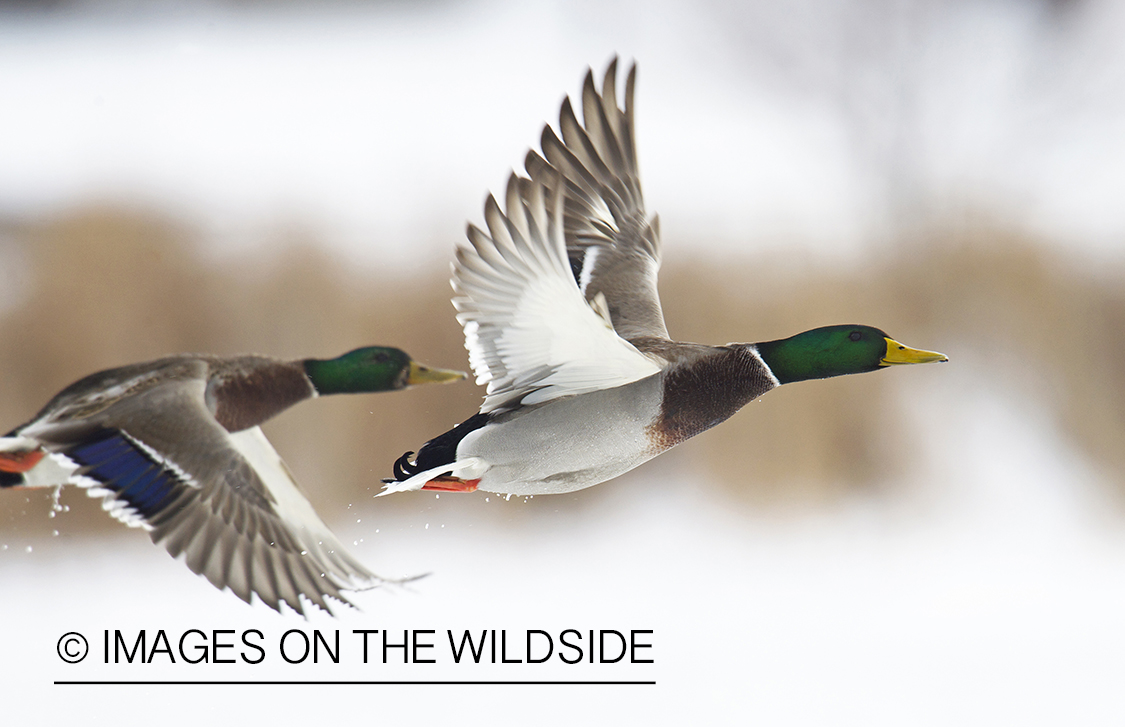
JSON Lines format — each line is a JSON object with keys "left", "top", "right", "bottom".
{"left": 646, "top": 346, "right": 776, "bottom": 451}
{"left": 207, "top": 362, "right": 314, "bottom": 432}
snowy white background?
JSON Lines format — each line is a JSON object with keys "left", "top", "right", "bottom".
{"left": 3, "top": 1, "right": 1125, "bottom": 724}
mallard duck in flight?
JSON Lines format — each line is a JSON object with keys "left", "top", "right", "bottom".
{"left": 0, "top": 347, "right": 463, "bottom": 615}
{"left": 384, "top": 59, "right": 947, "bottom": 498}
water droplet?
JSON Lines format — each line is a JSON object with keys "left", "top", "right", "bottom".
{"left": 52, "top": 530, "right": 59, "bottom": 537}
{"left": 425, "top": 523, "right": 429, "bottom": 530}
{"left": 25, "top": 545, "right": 32, "bottom": 553}
{"left": 505, "top": 494, "right": 512, "bottom": 501}
{"left": 356, "top": 518, "right": 362, "bottom": 523}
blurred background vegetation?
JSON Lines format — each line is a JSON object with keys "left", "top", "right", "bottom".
{"left": 3, "top": 206, "right": 1121, "bottom": 538}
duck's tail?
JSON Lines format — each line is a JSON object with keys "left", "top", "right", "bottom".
{"left": 0, "top": 436, "right": 77, "bottom": 489}
{"left": 380, "top": 412, "right": 491, "bottom": 495}
{"left": 0, "top": 436, "right": 46, "bottom": 487}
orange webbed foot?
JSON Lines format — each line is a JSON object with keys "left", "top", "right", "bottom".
{"left": 0, "top": 448, "right": 45, "bottom": 474}
{"left": 421, "top": 476, "right": 481, "bottom": 493}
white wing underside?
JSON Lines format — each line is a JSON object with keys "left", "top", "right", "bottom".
{"left": 454, "top": 175, "right": 661, "bottom": 414}
{"left": 225, "top": 426, "right": 355, "bottom": 561}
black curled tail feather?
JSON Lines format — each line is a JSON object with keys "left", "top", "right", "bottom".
{"left": 392, "top": 451, "right": 418, "bottom": 480}
{"left": 388, "top": 412, "right": 491, "bottom": 483}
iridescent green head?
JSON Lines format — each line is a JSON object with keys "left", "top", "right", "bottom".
{"left": 302, "top": 346, "right": 465, "bottom": 395}
{"left": 754, "top": 325, "right": 948, "bottom": 385}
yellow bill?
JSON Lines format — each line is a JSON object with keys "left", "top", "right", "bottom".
{"left": 880, "top": 338, "right": 949, "bottom": 366}
{"left": 406, "top": 360, "right": 467, "bottom": 386}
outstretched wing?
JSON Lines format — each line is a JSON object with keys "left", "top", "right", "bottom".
{"left": 524, "top": 58, "right": 669, "bottom": 342}
{"left": 26, "top": 378, "right": 382, "bottom": 616}
{"left": 454, "top": 173, "right": 661, "bottom": 415}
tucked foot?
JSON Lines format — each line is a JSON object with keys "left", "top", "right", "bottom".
{"left": 0, "top": 448, "right": 45, "bottom": 473}
{"left": 421, "top": 477, "right": 480, "bottom": 493}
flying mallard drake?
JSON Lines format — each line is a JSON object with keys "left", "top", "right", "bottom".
{"left": 0, "top": 347, "right": 463, "bottom": 615}
{"left": 384, "top": 59, "right": 947, "bottom": 497}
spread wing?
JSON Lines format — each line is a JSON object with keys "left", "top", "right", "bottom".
{"left": 25, "top": 378, "right": 381, "bottom": 616}
{"left": 524, "top": 58, "right": 669, "bottom": 341}
{"left": 454, "top": 173, "right": 662, "bottom": 415}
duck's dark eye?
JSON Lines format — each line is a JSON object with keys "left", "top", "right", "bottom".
{"left": 373, "top": 352, "right": 390, "bottom": 363}
{"left": 848, "top": 331, "right": 862, "bottom": 342}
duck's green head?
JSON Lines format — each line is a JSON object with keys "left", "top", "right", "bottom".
{"left": 754, "top": 325, "right": 948, "bottom": 385}
{"left": 303, "top": 346, "right": 466, "bottom": 395}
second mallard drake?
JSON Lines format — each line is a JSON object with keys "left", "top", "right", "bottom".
{"left": 0, "top": 347, "right": 463, "bottom": 615}
{"left": 384, "top": 60, "right": 946, "bottom": 497}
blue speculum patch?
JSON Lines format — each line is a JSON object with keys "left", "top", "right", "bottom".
{"left": 69, "top": 431, "right": 181, "bottom": 519}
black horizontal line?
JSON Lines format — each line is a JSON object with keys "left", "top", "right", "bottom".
{"left": 55, "top": 680, "right": 655, "bottom": 686}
